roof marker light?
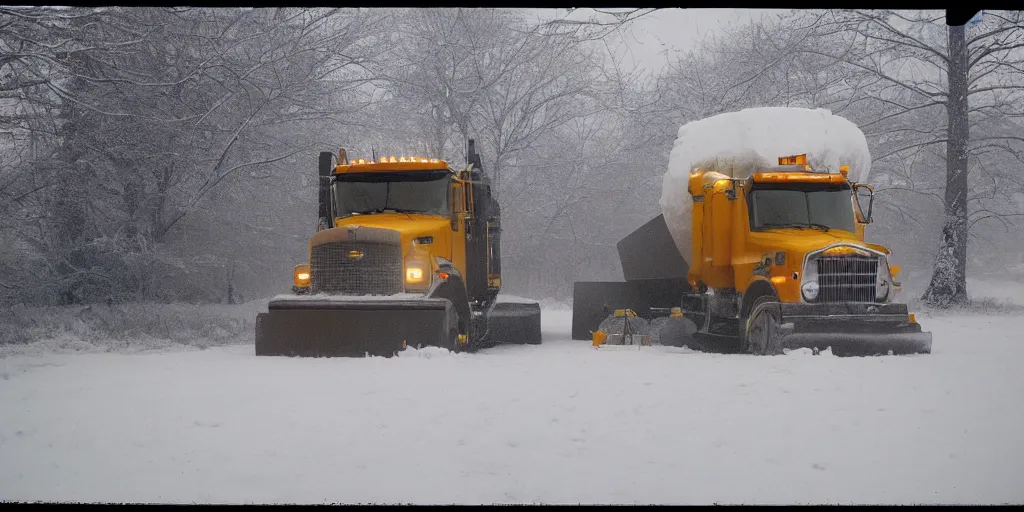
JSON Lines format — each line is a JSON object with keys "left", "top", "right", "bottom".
{"left": 778, "top": 154, "right": 807, "bottom": 166}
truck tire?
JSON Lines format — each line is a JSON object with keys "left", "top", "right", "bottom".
{"left": 744, "top": 296, "right": 784, "bottom": 356}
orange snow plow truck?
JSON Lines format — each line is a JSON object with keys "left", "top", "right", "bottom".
{"left": 573, "top": 153, "right": 933, "bottom": 357}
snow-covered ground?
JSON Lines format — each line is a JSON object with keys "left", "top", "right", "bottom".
{"left": 2, "top": 300, "right": 1023, "bottom": 504}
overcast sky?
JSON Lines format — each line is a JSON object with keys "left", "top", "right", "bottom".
{"left": 612, "top": 9, "right": 772, "bottom": 72}
{"left": 530, "top": 9, "right": 775, "bottom": 75}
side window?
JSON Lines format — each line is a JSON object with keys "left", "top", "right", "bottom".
{"left": 450, "top": 182, "right": 465, "bottom": 213}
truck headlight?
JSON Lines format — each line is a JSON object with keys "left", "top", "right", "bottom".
{"left": 801, "top": 280, "right": 819, "bottom": 300}
{"left": 876, "top": 271, "right": 890, "bottom": 302}
{"left": 404, "top": 241, "right": 432, "bottom": 293}
{"left": 876, "top": 280, "right": 889, "bottom": 301}
{"left": 404, "top": 263, "right": 430, "bottom": 292}
{"left": 800, "top": 260, "right": 818, "bottom": 301}
{"left": 875, "top": 258, "right": 892, "bottom": 302}
{"left": 293, "top": 263, "right": 311, "bottom": 288}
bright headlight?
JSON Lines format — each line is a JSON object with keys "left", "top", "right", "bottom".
{"left": 404, "top": 263, "right": 430, "bottom": 292}
{"left": 293, "top": 264, "right": 311, "bottom": 288}
{"left": 404, "top": 240, "right": 432, "bottom": 292}
{"left": 406, "top": 267, "right": 424, "bottom": 281}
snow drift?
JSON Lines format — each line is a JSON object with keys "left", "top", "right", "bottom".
{"left": 659, "top": 107, "right": 872, "bottom": 264}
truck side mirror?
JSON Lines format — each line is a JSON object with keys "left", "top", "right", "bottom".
{"left": 853, "top": 184, "right": 874, "bottom": 224}
{"left": 318, "top": 151, "right": 334, "bottom": 231}
{"left": 318, "top": 151, "right": 334, "bottom": 177}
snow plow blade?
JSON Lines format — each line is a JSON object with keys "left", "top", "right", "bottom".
{"left": 254, "top": 296, "right": 456, "bottom": 358}
{"left": 773, "top": 302, "right": 932, "bottom": 357}
{"left": 485, "top": 301, "right": 542, "bottom": 345}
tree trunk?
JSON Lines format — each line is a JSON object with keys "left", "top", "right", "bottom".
{"left": 226, "top": 264, "right": 236, "bottom": 305}
{"left": 922, "top": 24, "right": 970, "bottom": 307}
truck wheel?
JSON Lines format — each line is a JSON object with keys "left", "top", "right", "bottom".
{"left": 745, "top": 296, "right": 783, "bottom": 356}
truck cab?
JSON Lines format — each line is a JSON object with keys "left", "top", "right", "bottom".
{"left": 687, "top": 155, "right": 889, "bottom": 314}
{"left": 292, "top": 145, "right": 502, "bottom": 310}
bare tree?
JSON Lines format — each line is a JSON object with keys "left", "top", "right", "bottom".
{"left": 0, "top": 7, "right": 386, "bottom": 304}
{"left": 786, "top": 10, "right": 1024, "bottom": 306}
{"left": 657, "top": 10, "right": 1024, "bottom": 304}
{"left": 369, "top": 8, "right": 514, "bottom": 161}
{"left": 540, "top": 8, "right": 658, "bottom": 42}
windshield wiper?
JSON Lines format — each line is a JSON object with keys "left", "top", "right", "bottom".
{"left": 350, "top": 207, "right": 421, "bottom": 215}
{"left": 762, "top": 223, "right": 831, "bottom": 232}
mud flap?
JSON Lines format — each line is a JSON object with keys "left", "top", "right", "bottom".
{"left": 770, "top": 302, "right": 933, "bottom": 357}
{"left": 255, "top": 297, "right": 456, "bottom": 358}
{"left": 486, "top": 301, "right": 542, "bottom": 345}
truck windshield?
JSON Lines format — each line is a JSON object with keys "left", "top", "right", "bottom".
{"left": 332, "top": 170, "right": 451, "bottom": 218}
{"left": 749, "top": 185, "right": 856, "bottom": 233}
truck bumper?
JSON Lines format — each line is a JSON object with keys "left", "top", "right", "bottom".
{"left": 775, "top": 302, "right": 932, "bottom": 356}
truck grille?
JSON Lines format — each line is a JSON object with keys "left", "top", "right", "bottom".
{"left": 812, "top": 255, "right": 878, "bottom": 303}
{"left": 310, "top": 241, "right": 403, "bottom": 295}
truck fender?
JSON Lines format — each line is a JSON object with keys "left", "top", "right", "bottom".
{"left": 427, "top": 271, "right": 471, "bottom": 336}
{"left": 740, "top": 277, "right": 778, "bottom": 324}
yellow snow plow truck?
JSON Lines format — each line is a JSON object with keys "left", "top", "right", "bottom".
{"left": 573, "top": 154, "right": 933, "bottom": 357}
{"left": 255, "top": 140, "right": 542, "bottom": 357}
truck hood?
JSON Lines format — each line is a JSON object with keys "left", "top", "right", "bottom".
{"left": 333, "top": 213, "right": 450, "bottom": 236}
{"left": 327, "top": 213, "right": 453, "bottom": 261}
